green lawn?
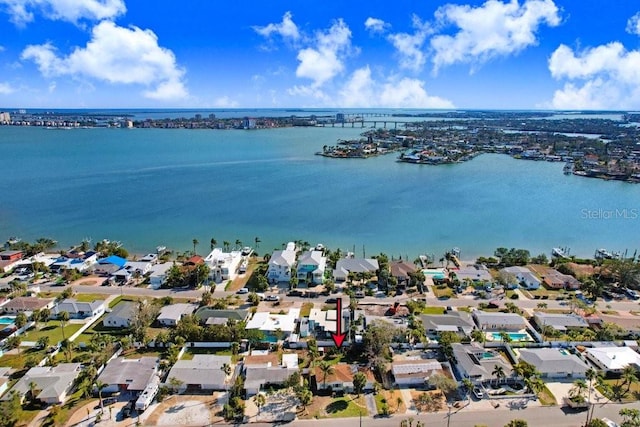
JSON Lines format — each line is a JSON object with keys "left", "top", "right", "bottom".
{"left": 421, "top": 306, "right": 446, "bottom": 315}
{"left": 37, "top": 292, "right": 106, "bottom": 302}
{"left": 21, "top": 321, "right": 83, "bottom": 344}
{"left": 0, "top": 347, "right": 46, "bottom": 369}
{"left": 325, "top": 396, "right": 367, "bottom": 418}
{"left": 300, "top": 302, "right": 314, "bottom": 317}
{"left": 537, "top": 385, "right": 557, "bottom": 406}
{"left": 432, "top": 286, "right": 454, "bottom": 299}
{"left": 597, "top": 379, "right": 640, "bottom": 402}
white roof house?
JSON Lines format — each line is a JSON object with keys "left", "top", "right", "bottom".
{"left": 246, "top": 308, "right": 300, "bottom": 340}
{"left": 97, "top": 357, "right": 158, "bottom": 394}
{"left": 52, "top": 299, "right": 106, "bottom": 319}
{"left": 148, "top": 262, "right": 173, "bottom": 289}
{"left": 472, "top": 311, "right": 527, "bottom": 331}
{"left": 586, "top": 346, "right": 640, "bottom": 373}
{"left": 204, "top": 248, "right": 243, "bottom": 282}
{"left": 518, "top": 348, "right": 588, "bottom": 378}
{"left": 166, "top": 355, "right": 231, "bottom": 392}
{"left": 267, "top": 244, "right": 297, "bottom": 283}
{"left": 501, "top": 266, "right": 541, "bottom": 290}
{"left": 157, "top": 303, "right": 198, "bottom": 326}
{"left": 453, "top": 265, "right": 493, "bottom": 282}
{"left": 333, "top": 258, "right": 379, "bottom": 282}
{"left": 391, "top": 360, "right": 445, "bottom": 387}
{"left": 7, "top": 363, "right": 81, "bottom": 405}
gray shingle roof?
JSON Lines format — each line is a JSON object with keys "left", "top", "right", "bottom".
{"left": 97, "top": 357, "right": 157, "bottom": 392}
{"left": 166, "top": 355, "right": 231, "bottom": 389}
{"left": 518, "top": 348, "right": 588, "bottom": 376}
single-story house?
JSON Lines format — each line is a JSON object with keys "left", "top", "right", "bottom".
{"left": 157, "top": 303, "right": 198, "bottom": 326}
{"left": 2, "top": 297, "right": 55, "bottom": 314}
{"left": 500, "top": 266, "right": 541, "bottom": 290}
{"left": 97, "top": 356, "right": 158, "bottom": 395}
{"left": 585, "top": 346, "right": 640, "bottom": 374}
{"left": 6, "top": 363, "right": 81, "bottom": 404}
{"left": 390, "top": 260, "right": 418, "bottom": 287}
{"left": 517, "top": 348, "right": 588, "bottom": 379}
{"left": 103, "top": 301, "right": 136, "bottom": 328}
{"left": 296, "top": 251, "right": 327, "bottom": 286}
{"left": 472, "top": 311, "right": 527, "bottom": 331}
{"left": 421, "top": 312, "right": 476, "bottom": 337}
{"left": 194, "top": 308, "right": 250, "bottom": 326}
{"left": 0, "top": 251, "right": 23, "bottom": 273}
{"left": 532, "top": 312, "right": 589, "bottom": 332}
{"left": 541, "top": 269, "right": 582, "bottom": 290}
{"left": 94, "top": 255, "right": 128, "bottom": 276}
{"left": 333, "top": 258, "right": 379, "bottom": 282}
{"left": 313, "top": 363, "right": 375, "bottom": 394}
{"left": 391, "top": 359, "right": 445, "bottom": 387}
{"left": 245, "top": 308, "right": 300, "bottom": 342}
{"left": 451, "top": 343, "right": 512, "bottom": 384}
{"left": 452, "top": 265, "right": 493, "bottom": 282}
{"left": 243, "top": 351, "right": 298, "bottom": 396}
{"left": 267, "top": 243, "right": 297, "bottom": 283}
{"left": 166, "top": 355, "right": 231, "bottom": 392}
{"left": 148, "top": 262, "right": 173, "bottom": 289}
{"left": 52, "top": 299, "right": 106, "bottom": 319}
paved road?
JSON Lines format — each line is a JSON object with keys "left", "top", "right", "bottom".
{"left": 41, "top": 280, "right": 640, "bottom": 315}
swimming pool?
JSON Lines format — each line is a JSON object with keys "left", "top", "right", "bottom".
{"left": 423, "top": 269, "right": 446, "bottom": 280}
{"left": 0, "top": 317, "right": 15, "bottom": 325}
{"left": 490, "top": 332, "right": 532, "bottom": 342}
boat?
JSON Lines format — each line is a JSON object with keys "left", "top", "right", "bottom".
{"left": 563, "top": 162, "right": 573, "bottom": 175}
{"left": 595, "top": 248, "right": 613, "bottom": 260}
{"left": 552, "top": 247, "right": 569, "bottom": 258}
{"left": 156, "top": 246, "right": 167, "bottom": 254}
{"left": 6, "top": 237, "right": 21, "bottom": 245}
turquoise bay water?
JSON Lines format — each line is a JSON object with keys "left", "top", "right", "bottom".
{"left": 0, "top": 126, "right": 638, "bottom": 259}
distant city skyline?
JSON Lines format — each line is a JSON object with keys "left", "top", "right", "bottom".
{"left": 1, "top": 0, "right": 640, "bottom": 110}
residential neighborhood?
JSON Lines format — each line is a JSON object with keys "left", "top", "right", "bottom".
{"left": 0, "top": 239, "right": 638, "bottom": 427}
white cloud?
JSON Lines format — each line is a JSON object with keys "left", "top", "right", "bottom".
{"left": 0, "top": 45, "right": 5, "bottom": 52}
{"left": 21, "top": 20, "right": 188, "bottom": 101}
{"left": 213, "top": 96, "right": 239, "bottom": 108}
{"left": 0, "top": 82, "right": 14, "bottom": 94}
{"left": 431, "top": 0, "right": 561, "bottom": 73}
{"left": 253, "top": 11, "right": 299, "bottom": 41}
{"left": 387, "top": 14, "right": 431, "bottom": 71}
{"left": 295, "top": 18, "right": 352, "bottom": 87}
{"left": 364, "top": 17, "right": 389, "bottom": 34}
{"left": 627, "top": 12, "right": 640, "bottom": 36}
{"left": 548, "top": 42, "right": 640, "bottom": 109}
{"left": 337, "top": 66, "right": 454, "bottom": 108}
{"left": 0, "top": 0, "right": 125, "bottom": 26}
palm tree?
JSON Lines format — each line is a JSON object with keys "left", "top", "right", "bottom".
{"left": 462, "top": 378, "right": 474, "bottom": 403}
{"left": 586, "top": 368, "right": 598, "bottom": 404}
{"left": 569, "top": 379, "right": 588, "bottom": 402}
{"left": 235, "top": 239, "right": 242, "bottom": 250}
{"left": 32, "top": 308, "right": 41, "bottom": 329}
{"left": 28, "top": 381, "right": 38, "bottom": 404}
{"left": 253, "top": 393, "right": 266, "bottom": 415}
{"left": 210, "top": 238, "right": 217, "bottom": 251}
{"left": 621, "top": 365, "right": 638, "bottom": 394}
{"left": 524, "top": 376, "right": 544, "bottom": 395}
{"left": 318, "top": 361, "right": 334, "bottom": 389}
{"left": 492, "top": 365, "right": 505, "bottom": 386}
{"left": 192, "top": 238, "right": 199, "bottom": 255}
{"left": 59, "top": 311, "right": 69, "bottom": 341}
{"left": 471, "top": 329, "right": 485, "bottom": 343}
{"left": 95, "top": 380, "right": 107, "bottom": 410}
{"left": 221, "top": 363, "right": 232, "bottom": 390}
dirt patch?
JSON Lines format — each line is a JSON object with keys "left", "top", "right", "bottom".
{"left": 71, "top": 276, "right": 102, "bottom": 286}
{"left": 409, "top": 389, "right": 446, "bottom": 412}
{"left": 379, "top": 389, "right": 406, "bottom": 414}
{"left": 145, "top": 395, "right": 222, "bottom": 426}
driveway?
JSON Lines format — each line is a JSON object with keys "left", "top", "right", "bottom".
{"left": 545, "top": 380, "right": 605, "bottom": 405}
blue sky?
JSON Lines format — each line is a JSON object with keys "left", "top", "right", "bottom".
{"left": 1, "top": 0, "right": 640, "bottom": 109}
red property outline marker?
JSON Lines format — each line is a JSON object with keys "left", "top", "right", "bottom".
{"left": 330, "top": 298, "right": 347, "bottom": 348}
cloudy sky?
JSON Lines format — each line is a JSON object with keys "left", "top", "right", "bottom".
{"left": 1, "top": 0, "right": 640, "bottom": 109}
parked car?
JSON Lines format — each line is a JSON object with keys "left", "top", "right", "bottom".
{"left": 354, "top": 291, "right": 365, "bottom": 298}
{"left": 236, "top": 287, "right": 249, "bottom": 294}
{"left": 472, "top": 387, "right": 484, "bottom": 399}
{"left": 287, "top": 290, "right": 303, "bottom": 297}
{"left": 265, "top": 295, "right": 279, "bottom": 302}
{"left": 325, "top": 297, "right": 338, "bottom": 304}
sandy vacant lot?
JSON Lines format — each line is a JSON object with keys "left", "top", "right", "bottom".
{"left": 145, "top": 395, "right": 223, "bottom": 426}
